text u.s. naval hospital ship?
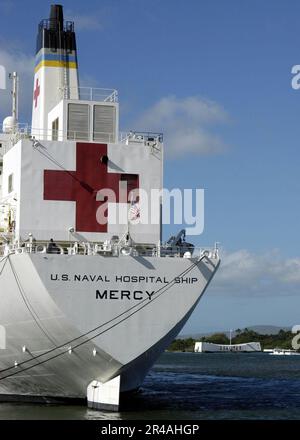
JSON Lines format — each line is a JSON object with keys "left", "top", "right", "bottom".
{"left": 0, "top": 5, "right": 220, "bottom": 410}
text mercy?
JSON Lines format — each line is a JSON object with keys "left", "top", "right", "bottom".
{"left": 96, "top": 290, "right": 155, "bottom": 300}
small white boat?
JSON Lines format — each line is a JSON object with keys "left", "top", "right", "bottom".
{"left": 269, "top": 348, "right": 300, "bottom": 356}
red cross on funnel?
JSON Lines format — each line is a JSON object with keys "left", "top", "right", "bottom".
{"left": 33, "top": 78, "right": 40, "bottom": 108}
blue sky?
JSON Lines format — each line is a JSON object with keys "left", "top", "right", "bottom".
{"left": 1, "top": 0, "right": 300, "bottom": 333}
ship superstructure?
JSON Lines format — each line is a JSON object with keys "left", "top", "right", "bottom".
{"left": 0, "top": 5, "right": 219, "bottom": 411}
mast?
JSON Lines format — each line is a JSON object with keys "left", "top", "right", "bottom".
{"left": 10, "top": 72, "right": 18, "bottom": 130}
{"left": 1, "top": 72, "right": 18, "bottom": 135}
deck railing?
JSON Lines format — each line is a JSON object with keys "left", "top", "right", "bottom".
{"left": 39, "top": 18, "right": 74, "bottom": 32}
{"left": 0, "top": 126, "right": 163, "bottom": 152}
{"left": 59, "top": 87, "right": 118, "bottom": 103}
{"left": 0, "top": 240, "right": 219, "bottom": 260}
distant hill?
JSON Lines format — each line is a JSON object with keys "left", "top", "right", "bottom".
{"left": 246, "top": 325, "right": 290, "bottom": 335}
{"left": 180, "top": 325, "right": 291, "bottom": 340}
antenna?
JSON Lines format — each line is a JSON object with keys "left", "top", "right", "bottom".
{"left": 2, "top": 72, "right": 19, "bottom": 134}
{"left": 8, "top": 72, "right": 18, "bottom": 127}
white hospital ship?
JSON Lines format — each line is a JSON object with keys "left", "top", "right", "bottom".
{"left": 0, "top": 5, "right": 220, "bottom": 410}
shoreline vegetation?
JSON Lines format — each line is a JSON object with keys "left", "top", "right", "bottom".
{"left": 168, "top": 328, "right": 295, "bottom": 352}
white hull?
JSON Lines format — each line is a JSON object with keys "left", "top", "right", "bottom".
{"left": 0, "top": 252, "right": 219, "bottom": 400}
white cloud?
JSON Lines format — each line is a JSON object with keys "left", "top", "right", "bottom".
{"left": 211, "top": 249, "right": 300, "bottom": 297}
{"left": 0, "top": 45, "right": 34, "bottom": 122}
{"left": 65, "top": 10, "right": 102, "bottom": 31}
{"left": 134, "top": 95, "right": 230, "bottom": 158}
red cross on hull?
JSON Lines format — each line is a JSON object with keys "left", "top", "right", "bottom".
{"left": 44, "top": 143, "right": 139, "bottom": 233}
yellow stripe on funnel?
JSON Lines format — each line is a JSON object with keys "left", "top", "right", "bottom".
{"left": 35, "top": 60, "right": 77, "bottom": 73}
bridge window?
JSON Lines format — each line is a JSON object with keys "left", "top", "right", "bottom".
{"left": 8, "top": 173, "right": 13, "bottom": 193}
{"left": 52, "top": 117, "right": 59, "bottom": 140}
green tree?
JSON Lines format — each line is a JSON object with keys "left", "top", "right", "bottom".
{"left": 204, "top": 333, "right": 230, "bottom": 345}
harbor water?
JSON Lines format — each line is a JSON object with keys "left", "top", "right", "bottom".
{"left": 1, "top": 352, "right": 300, "bottom": 420}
